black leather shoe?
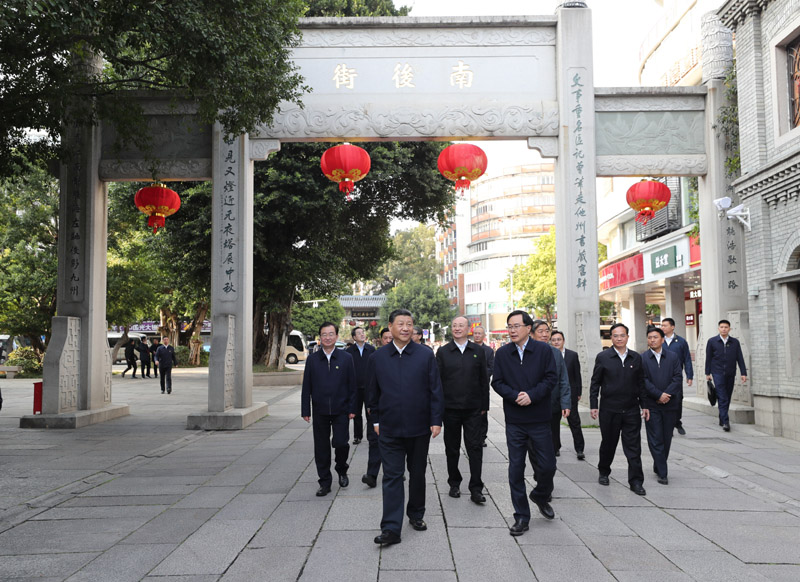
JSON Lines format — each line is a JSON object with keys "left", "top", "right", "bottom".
{"left": 531, "top": 498, "right": 555, "bottom": 520}
{"left": 676, "top": 425, "right": 686, "bottom": 436}
{"left": 167, "top": 390, "right": 171, "bottom": 394}
{"left": 449, "top": 486, "right": 460, "bottom": 498}
{"left": 409, "top": 518, "right": 427, "bottom": 531}
{"left": 353, "top": 438, "right": 361, "bottom": 445}
{"left": 509, "top": 519, "right": 529, "bottom": 536}
{"left": 530, "top": 490, "right": 553, "bottom": 503}
{"left": 470, "top": 491, "right": 486, "bottom": 504}
{"left": 657, "top": 476, "right": 669, "bottom": 485}
{"left": 482, "top": 441, "right": 487, "bottom": 447}
{"left": 161, "top": 390, "right": 165, "bottom": 394}
{"left": 598, "top": 474, "right": 610, "bottom": 486}
{"left": 316, "top": 486, "right": 331, "bottom": 497}
{"left": 374, "top": 530, "right": 401, "bottom": 545}
{"left": 723, "top": 423, "right": 730, "bottom": 432}
{"left": 361, "top": 474, "right": 377, "bottom": 488}
{"left": 555, "top": 450, "right": 560, "bottom": 457}
{"left": 630, "top": 483, "right": 646, "bottom": 496}
{"left": 338, "top": 474, "right": 349, "bottom": 488}
{"left": 576, "top": 451, "right": 585, "bottom": 460}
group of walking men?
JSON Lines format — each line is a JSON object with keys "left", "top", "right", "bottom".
{"left": 300, "top": 308, "right": 744, "bottom": 545}
{"left": 121, "top": 336, "right": 177, "bottom": 394}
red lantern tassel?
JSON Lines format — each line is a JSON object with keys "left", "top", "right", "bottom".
{"left": 635, "top": 209, "right": 655, "bottom": 225}
{"left": 148, "top": 215, "right": 166, "bottom": 233}
{"left": 455, "top": 178, "right": 471, "bottom": 190}
{"left": 339, "top": 180, "right": 354, "bottom": 201}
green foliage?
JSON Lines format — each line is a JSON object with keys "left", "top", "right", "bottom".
{"left": 687, "top": 176, "right": 700, "bottom": 240}
{"left": 503, "top": 229, "right": 557, "bottom": 323}
{"left": 6, "top": 346, "right": 43, "bottom": 375}
{"left": 0, "top": 0, "right": 307, "bottom": 178}
{"left": 291, "top": 297, "right": 346, "bottom": 339}
{"left": 370, "top": 224, "right": 440, "bottom": 293}
{"left": 715, "top": 63, "right": 740, "bottom": 179}
{"left": 0, "top": 155, "right": 59, "bottom": 351}
{"left": 305, "top": 0, "right": 409, "bottom": 16}
{"left": 381, "top": 278, "right": 454, "bottom": 332}
{"left": 173, "top": 345, "right": 191, "bottom": 366}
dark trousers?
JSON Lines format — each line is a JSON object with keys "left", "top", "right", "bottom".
{"left": 153, "top": 361, "right": 158, "bottom": 377}
{"left": 675, "top": 396, "right": 683, "bottom": 428}
{"left": 159, "top": 366, "right": 172, "bottom": 393}
{"left": 378, "top": 432, "right": 430, "bottom": 536}
{"left": 567, "top": 398, "right": 585, "bottom": 452}
{"left": 508, "top": 422, "right": 555, "bottom": 522}
{"left": 352, "top": 388, "right": 365, "bottom": 440}
{"left": 443, "top": 408, "right": 484, "bottom": 493}
{"left": 550, "top": 410, "right": 563, "bottom": 452}
{"left": 598, "top": 408, "right": 644, "bottom": 486}
{"left": 479, "top": 408, "right": 489, "bottom": 443}
{"left": 140, "top": 361, "right": 151, "bottom": 377}
{"left": 645, "top": 407, "right": 678, "bottom": 478}
{"left": 312, "top": 412, "right": 350, "bottom": 488}
{"left": 713, "top": 373, "right": 736, "bottom": 425}
{"left": 123, "top": 359, "right": 138, "bottom": 377}
{"left": 365, "top": 409, "right": 381, "bottom": 478}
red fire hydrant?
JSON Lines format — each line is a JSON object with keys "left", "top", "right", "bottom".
{"left": 33, "top": 382, "right": 43, "bottom": 415}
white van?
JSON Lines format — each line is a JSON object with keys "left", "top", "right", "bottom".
{"left": 285, "top": 330, "right": 307, "bottom": 364}
{"left": 107, "top": 331, "right": 147, "bottom": 363}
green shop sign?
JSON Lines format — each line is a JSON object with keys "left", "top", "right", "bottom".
{"left": 651, "top": 245, "right": 684, "bottom": 274}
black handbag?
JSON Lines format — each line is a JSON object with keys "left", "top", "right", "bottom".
{"left": 707, "top": 379, "right": 717, "bottom": 406}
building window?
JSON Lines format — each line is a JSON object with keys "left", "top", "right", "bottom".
{"left": 789, "top": 37, "right": 800, "bottom": 129}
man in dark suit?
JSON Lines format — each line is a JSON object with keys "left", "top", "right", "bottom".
{"left": 550, "top": 330, "right": 585, "bottom": 460}
{"left": 367, "top": 309, "right": 444, "bottom": 546}
{"left": 641, "top": 327, "right": 683, "bottom": 485}
{"left": 345, "top": 326, "right": 379, "bottom": 487}
{"left": 154, "top": 337, "right": 176, "bottom": 394}
{"left": 590, "top": 323, "right": 649, "bottom": 496}
{"left": 530, "top": 321, "right": 570, "bottom": 464}
{"left": 704, "top": 319, "right": 747, "bottom": 432}
{"left": 492, "top": 310, "right": 557, "bottom": 536}
{"left": 436, "top": 315, "right": 490, "bottom": 504}
{"left": 661, "top": 317, "right": 693, "bottom": 436}
{"left": 472, "top": 325, "right": 494, "bottom": 448}
{"left": 301, "top": 322, "right": 357, "bottom": 497}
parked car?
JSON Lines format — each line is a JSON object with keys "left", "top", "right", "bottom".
{"left": 107, "top": 332, "right": 147, "bottom": 363}
{"left": 285, "top": 330, "right": 307, "bottom": 364}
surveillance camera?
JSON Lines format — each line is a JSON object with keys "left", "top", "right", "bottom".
{"left": 713, "top": 197, "right": 732, "bottom": 211}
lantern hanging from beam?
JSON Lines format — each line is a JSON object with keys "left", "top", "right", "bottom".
{"left": 320, "top": 143, "right": 371, "bottom": 201}
{"left": 625, "top": 180, "right": 671, "bottom": 225}
{"left": 134, "top": 183, "right": 181, "bottom": 233}
{"left": 437, "top": 143, "right": 488, "bottom": 196}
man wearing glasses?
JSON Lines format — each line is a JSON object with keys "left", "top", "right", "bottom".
{"left": 492, "top": 310, "right": 557, "bottom": 536}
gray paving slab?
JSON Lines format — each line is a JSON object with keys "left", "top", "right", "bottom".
{"left": 60, "top": 495, "right": 184, "bottom": 507}
{"left": 249, "top": 499, "right": 331, "bottom": 547}
{"left": 298, "top": 530, "right": 378, "bottom": 582}
{"left": 219, "top": 546, "right": 310, "bottom": 582}
{"left": 611, "top": 571, "right": 695, "bottom": 582}
{"left": 378, "top": 515, "right": 454, "bottom": 571}
{"left": 203, "top": 464, "right": 266, "bottom": 487}
{"left": 29, "top": 505, "right": 169, "bottom": 521}
{"left": 661, "top": 549, "right": 773, "bottom": 582}
{"left": 449, "top": 527, "right": 536, "bottom": 582}
{"left": 212, "top": 493, "right": 284, "bottom": 520}
{"left": 142, "top": 576, "right": 219, "bottom": 581}
{"left": 439, "top": 490, "right": 507, "bottom": 527}
{"left": 608, "top": 506, "right": 717, "bottom": 551}
{"left": 0, "top": 552, "right": 99, "bottom": 580}
{"left": 323, "top": 494, "right": 383, "bottom": 530}
{"left": 121, "top": 508, "right": 217, "bottom": 545}
{"left": 579, "top": 480, "right": 655, "bottom": 506}
{"left": 520, "top": 545, "right": 616, "bottom": 582}
{"left": 65, "top": 543, "right": 177, "bottom": 582}
{"left": 514, "top": 518, "right": 585, "bottom": 546}
{"left": 242, "top": 469, "right": 301, "bottom": 494}
{"left": 555, "top": 498, "right": 635, "bottom": 537}
{"left": 378, "top": 571, "right": 457, "bottom": 582}
{"left": 752, "top": 565, "right": 800, "bottom": 582}
{"left": 172, "top": 486, "right": 242, "bottom": 509}
{"left": 0, "top": 518, "right": 151, "bottom": 555}
{"left": 642, "top": 483, "right": 779, "bottom": 511}
{"left": 149, "top": 519, "right": 262, "bottom": 576}
{"left": 580, "top": 534, "right": 678, "bottom": 571}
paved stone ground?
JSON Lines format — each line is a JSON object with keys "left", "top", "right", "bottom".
{"left": 2, "top": 367, "right": 800, "bottom": 581}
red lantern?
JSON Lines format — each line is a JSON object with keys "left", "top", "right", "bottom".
{"left": 134, "top": 184, "right": 181, "bottom": 233}
{"left": 437, "top": 143, "right": 488, "bottom": 196}
{"left": 626, "top": 180, "right": 671, "bottom": 225}
{"left": 320, "top": 143, "right": 371, "bottom": 201}
{"left": 369, "top": 321, "right": 377, "bottom": 327}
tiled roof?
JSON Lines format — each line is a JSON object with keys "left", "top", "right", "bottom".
{"left": 338, "top": 295, "right": 387, "bottom": 308}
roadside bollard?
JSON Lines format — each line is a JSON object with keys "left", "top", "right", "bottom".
{"left": 33, "top": 381, "right": 43, "bottom": 415}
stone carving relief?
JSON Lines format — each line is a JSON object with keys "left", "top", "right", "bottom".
{"left": 250, "top": 139, "right": 281, "bottom": 161}
{"left": 224, "top": 316, "right": 236, "bottom": 411}
{"left": 595, "top": 96, "right": 705, "bottom": 112}
{"left": 58, "top": 318, "right": 80, "bottom": 413}
{"left": 527, "top": 137, "right": 558, "bottom": 158}
{"left": 596, "top": 155, "right": 708, "bottom": 176}
{"left": 701, "top": 12, "right": 734, "bottom": 83}
{"left": 263, "top": 102, "right": 559, "bottom": 140}
{"left": 102, "top": 116, "right": 211, "bottom": 161}
{"left": 99, "top": 159, "right": 212, "bottom": 182}
{"left": 596, "top": 111, "right": 705, "bottom": 156}
{"left": 299, "top": 25, "right": 556, "bottom": 48}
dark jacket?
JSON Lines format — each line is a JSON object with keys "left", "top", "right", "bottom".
{"left": 563, "top": 348, "right": 583, "bottom": 400}
{"left": 641, "top": 348, "right": 683, "bottom": 410}
{"left": 664, "top": 333, "right": 693, "bottom": 380}
{"left": 589, "top": 347, "right": 647, "bottom": 412}
{"left": 549, "top": 345, "right": 572, "bottom": 413}
{"left": 301, "top": 348, "right": 356, "bottom": 418}
{"left": 366, "top": 340, "right": 444, "bottom": 438}
{"left": 155, "top": 344, "right": 176, "bottom": 368}
{"left": 345, "top": 342, "right": 376, "bottom": 390}
{"left": 704, "top": 335, "right": 747, "bottom": 377}
{"left": 476, "top": 342, "right": 495, "bottom": 377}
{"left": 491, "top": 338, "right": 557, "bottom": 424}
{"left": 435, "top": 340, "right": 490, "bottom": 410}
{"left": 149, "top": 342, "right": 160, "bottom": 359}
{"left": 124, "top": 341, "right": 137, "bottom": 361}
{"left": 136, "top": 340, "right": 151, "bottom": 363}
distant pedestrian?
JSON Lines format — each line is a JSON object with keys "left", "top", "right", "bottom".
{"left": 660, "top": 317, "right": 693, "bottom": 436}
{"left": 704, "top": 319, "right": 747, "bottom": 432}
{"left": 641, "top": 327, "right": 682, "bottom": 485}
{"left": 149, "top": 337, "right": 160, "bottom": 378}
{"left": 530, "top": 321, "right": 571, "bottom": 462}
{"left": 472, "top": 325, "right": 494, "bottom": 447}
{"left": 136, "top": 337, "right": 153, "bottom": 378}
{"left": 345, "top": 327, "right": 375, "bottom": 446}
{"left": 380, "top": 327, "right": 392, "bottom": 346}
{"left": 549, "top": 330, "right": 585, "bottom": 460}
{"left": 301, "top": 322, "right": 357, "bottom": 497}
{"left": 121, "top": 339, "right": 139, "bottom": 378}
{"left": 155, "top": 337, "right": 176, "bottom": 394}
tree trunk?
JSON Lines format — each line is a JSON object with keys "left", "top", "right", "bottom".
{"left": 257, "top": 292, "right": 295, "bottom": 369}
{"left": 28, "top": 334, "right": 47, "bottom": 356}
{"left": 159, "top": 307, "right": 179, "bottom": 346}
{"left": 181, "top": 300, "right": 209, "bottom": 345}
{"left": 189, "top": 337, "right": 203, "bottom": 366}
{"left": 253, "top": 299, "right": 267, "bottom": 363}
{"left": 110, "top": 326, "right": 129, "bottom": 364}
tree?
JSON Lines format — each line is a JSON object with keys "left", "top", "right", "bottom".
{"left": 368, "top": 224, "right": 439, "bottom": 293}
{"left": 291, "top": 297, "right": 346, "bottom": 340}
{"left": 0, "top": 155, "right": 58, "bottom": 353}
{"left": 381, "top": 278, "right": 454, "bottom": 338}
{"left": 0, "top": 0, "right": 307, "bottom": 178}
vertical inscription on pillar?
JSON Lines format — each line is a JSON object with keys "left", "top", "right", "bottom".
{"left": 724, "top": 223, "right": 744, "bottom": 295}
{"left": 224, "top": 316, "right": 236, "bottom": 410}
{"left": 58, "top": 318, "right": 80, "bottom": 413}
{"left": 66, "top": 162, "right": 85, "bottom": 303}
{"left": 569, "top": 68, "right": 589, "bottom": 296}
{"left": 220, "top": 136, "right": 239, "bottom": 303}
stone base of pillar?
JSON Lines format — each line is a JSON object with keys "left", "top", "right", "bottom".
{"left": 19, "top": 404, "right": 130, "bottom": 429}
{"left": 683, "top": 396, "right": 755, "bottom": 424}
{"left": 253, "top": 371, "right": 303, "bottom": 386}
{"left": 186, "top": 402, "right": 269, "bottom": 430}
